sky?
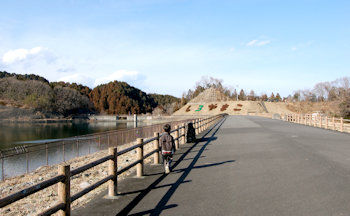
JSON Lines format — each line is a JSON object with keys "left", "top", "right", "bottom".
{"left": 0, "top": 0, "right": 349, "bottom": 97}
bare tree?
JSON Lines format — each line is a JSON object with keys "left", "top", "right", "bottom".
{"left": 248, "top": 90, "right": 255, "bottom": 101}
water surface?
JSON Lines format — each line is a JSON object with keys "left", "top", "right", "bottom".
{"left": 0, "top": 121, "right": 148, "bottom": 150}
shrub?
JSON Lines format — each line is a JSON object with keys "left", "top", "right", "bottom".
{"left": 208, "top": 104, "right": 218, "bottom": 111}
{"left": 339, "top": 93, "right": 350, "bottom": 118}
{"left": 220, "top": 104, "right": 229, "bottom": 111}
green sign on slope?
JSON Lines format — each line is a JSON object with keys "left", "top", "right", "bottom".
{"left": 195, "top": 105, "right": 204, "bottom": 111}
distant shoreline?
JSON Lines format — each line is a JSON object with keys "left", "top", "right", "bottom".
{"left": 0, "top": 114, "right": 181, "bottom": 123}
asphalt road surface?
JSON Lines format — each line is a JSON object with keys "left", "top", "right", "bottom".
{"left": 74, "top": 116, "right": 350, "bottom": 216}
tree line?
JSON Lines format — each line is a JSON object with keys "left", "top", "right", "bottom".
{"left": 181, "top": 76, "right": 283, "bottom": 105}
{"left": 0, "top": 71, "right": 180, "bottom": 116}
{"left": 181, "top": 76, "right": 350, "bottom": 118}
{"left": 287, "top": 77, "right": 350, "bottom": 118}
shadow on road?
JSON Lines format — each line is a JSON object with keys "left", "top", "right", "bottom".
{"left": 116, "top": 117, "right": 228, "bottom": 216}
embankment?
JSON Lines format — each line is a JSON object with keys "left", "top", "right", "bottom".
{"left": 0, "top": 139, "right": 156, "bottom": 216}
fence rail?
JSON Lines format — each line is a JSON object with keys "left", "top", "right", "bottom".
{"left": 283, "top": 113, "right": 350, "bottom": 133}
{"left": 0, "top": 117, "right": 212, "bottom": 180}
{"left": 0, "top": 114, "right": 225, "bottom": 215}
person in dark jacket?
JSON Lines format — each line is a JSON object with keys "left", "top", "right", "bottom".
{"left": 159, "top": 124, "right": 176, "bottom": 174}
{"left": 186, "top": 122, "right": 196, "bottom": 143}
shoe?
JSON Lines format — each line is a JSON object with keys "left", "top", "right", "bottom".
{"left": 165, "top": 165, "right": 170, "bottom": 174}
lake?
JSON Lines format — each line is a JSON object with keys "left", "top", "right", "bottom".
{"left": 0, "top": 120, "right": 150, "bottom": 150}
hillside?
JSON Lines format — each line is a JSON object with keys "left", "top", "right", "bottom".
{"left": 0, "top": 77, "right": 93, "bottom": 118}
{"left": 173, "top": 87, "right": 293, "bottom": 116}
{"left": 0, "top": 71, "right": 49, "bottom": 83}
{"left": 89, "top": 81, "right": 157, "bottom": 114}
{"left": 148, "top": 93, "right": 180, "bottom": 106}
{"left": 188, "top": 87, "right": 229, "bottom": 103}
{"left": 0, "top": 71, "right": 180, "bottom": 119}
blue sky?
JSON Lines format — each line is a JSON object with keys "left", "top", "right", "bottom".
{"left": 0, "top": 0, "right": 349, "bottom": 97}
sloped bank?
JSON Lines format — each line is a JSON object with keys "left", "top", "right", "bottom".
{"left": 0, "top": 139, "right": 157, "bottom": 216}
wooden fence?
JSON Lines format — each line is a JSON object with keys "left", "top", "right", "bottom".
{"left": 0, "top": 117, "right": 205, "bottom": 180}
{"left": 0, "top": 114, "right": 224, "bottom": 216}
{"left": 283, "top": 114, "right": 350, "bottom": 133}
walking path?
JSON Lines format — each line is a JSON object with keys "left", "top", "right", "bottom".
{"left": 74, "top": 116, "right": 350, "bottom": 216}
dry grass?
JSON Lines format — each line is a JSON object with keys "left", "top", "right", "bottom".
{"left": 286, "top": 101, "right": 341, "bottom": 116}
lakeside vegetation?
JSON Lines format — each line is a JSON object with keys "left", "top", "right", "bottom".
{"left": 1, "top": 72, "right": 349, "bottom": 119}
{"left": 0, "top": 71, "right": 180, "bottom": 118}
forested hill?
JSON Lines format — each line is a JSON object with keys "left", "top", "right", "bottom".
{"left": 0, "top": 71, "right": 49, "bottom": 83}
{"left": 50, "top": 81, "right": 92, "bottom": 97}
{"left": 90, "top": 81, "right": 157, "bottom": 114}
{"left": 148, "top": 93, "right": 180, "bottom": 106}
{"left": 0, "top": 71, "right": 180, "bottom": 117}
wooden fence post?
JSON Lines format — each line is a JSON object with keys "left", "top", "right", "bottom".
{"left": 340, "top": 118, "right": 344, "bottom": 132}
{"left": 333, "top": 117, "right": 336, "bottom": 130}
{"left": 197, "top": 120, "right": 200, "bottom": 134}
{"left": 1, "top": 157, "right": 4, "bottom": 181}
{"left": 175, "top": 126, "right": 179, "bottom": 150}
{"left": 197, "top": 119, "right": 200, "bottom": 134}
{"left": 313, "top": 115, "right": 317, "bottom": 127}
{"left": 309, "top": 114, "right": 312, "bottom": 126}
{"left": 153, "top": 132, "right": 159, "bottom": 164}
{"left": 193, "top": 120, "right": 197, "bottom": 135}
{"left": 108, "top": 147, "right": 118, "bottom": 197}
{"left": 136, "top": 138, "right": 143, "bottom": 177}
{"left": 182, "top": 123, "right": 186, "bottom": 144}
{"left": 58, "top": 165, "right": 70, "bottom": 216}
{"left": 319, "top": 116, "right": 322, "bottom": 128}
{"left": 192, "top": 120, "right": 195, "bottom": 135}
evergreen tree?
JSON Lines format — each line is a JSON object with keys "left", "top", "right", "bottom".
{"left": 238, "top": 89, "right": 246, "bottom": 101}
{"left": 261, "top": 94, "right": 268, "bottom": 101}
{"left": 275, "top": 93, "right": 281, "bottom": 102}
{"left": 248, "top": 90, "right": 255, "bottom": 101}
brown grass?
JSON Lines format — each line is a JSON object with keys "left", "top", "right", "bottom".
{"left": 286, "top": 101, "right": 341, "bottom": 117}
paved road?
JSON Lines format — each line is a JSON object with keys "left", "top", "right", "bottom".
{"left": 74, "top": 116, "right": 350, "bottom": 216}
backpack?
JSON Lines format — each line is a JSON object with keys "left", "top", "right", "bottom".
{"left": 160, "top": 133, "right": 174, "bottom": 155}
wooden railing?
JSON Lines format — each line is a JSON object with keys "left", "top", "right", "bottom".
{"left": 0, "top": 114, "right": 225, "bottom": 215}
{"left": 283, "top": 114, "right": 350, "bottom": 133}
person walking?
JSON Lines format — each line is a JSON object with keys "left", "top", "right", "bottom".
{"left": 159, "top": 124, "right": 176, "bottom": 174}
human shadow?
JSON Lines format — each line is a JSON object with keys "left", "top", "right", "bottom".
{"left": 117, "top": 180, "right": 192, "bottom": 196}
{"left": 143, "top": 159, "right": 234, "bottom": 177}
{"left": 115, "top": 117, "right": 227, "bottom": 216}
{"left": 182, "top": 155, "right": 206, "bottom": 161}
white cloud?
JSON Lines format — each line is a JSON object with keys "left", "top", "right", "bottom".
{"left": 246, "top": 39, "right": 271, "bottom": 47}
{"left": 2, "top": 47, "right": 49, "bottom": 64}
{"left": 256, "top": 40, "right": 270, "bottom": 46}
{"left": 246, "top": 40, "right": 258, "bottom": 46}
{"left": 94, "top": 70, "right": 144, "bottom": 87}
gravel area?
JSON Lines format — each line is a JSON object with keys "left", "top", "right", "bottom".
{"left": 0, "top": 139, "right": 157, "bottom": 216}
